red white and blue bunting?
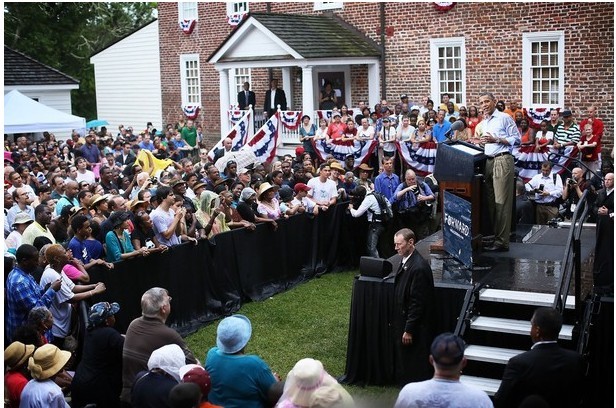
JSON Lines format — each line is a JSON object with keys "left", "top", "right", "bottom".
{"left": 524, "top": 107, "right": 559, "bottom": 129}
{"left": 315, "top": 109, "right": 355, "bottom": 123}
{"left": 313, "top": 139, "right": 378, "bottom": 169}
{"left": 228, "top": 108, "right": 245, "bottom": 125}
{"left": 246, "top": 113, "right": 279, "bottom": 163}
{"left": 179, "top": 19, "right": 197, "bottom": 34}
{"left": 182, "top": 105, "right": 200, "bottom": 120}
{"left": 397, "top": 141, "right": 438, "bottom": 176}
{"left": 208, "top": 110, "right": 252, "bottom": 161}
{"left": 280, "top": 111, "right": 303, "bottom": 130}
{"left": 226, "top": 13, "right": 247, "bottom": 26}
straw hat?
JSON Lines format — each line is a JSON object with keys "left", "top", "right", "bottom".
{"left": 216, "top": 314, "right": 252, "bottom": 354}
{"left": 282, "top": 358, "right": 338, "bottom": 407}
{"left": 4, "top": 341, "right": 35, "bottom": 370}
{"left": 329, "top": 161, "right": 344, "bottom": 172}
{"left": 88, "top": 193, "right": 110, "bottom": 209}
{"left": 257, "top": 182, "right": 279, "bottom": 200}
{"left": 128, "top": 199, "right": 147, "bottom": 210}
{"left": 358, "top": 163, "right": 374, "bottom": 172}
{"left": 28, "top": 344, "right": 71, "bottom": 380}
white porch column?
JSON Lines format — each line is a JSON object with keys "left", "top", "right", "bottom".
{"left": 282, "top": 67, "right": 292, "bottom": 110}
{"left": 368, "top": 62, "right": 380, "bottom": 108}
{"left": 301, "top": 65, "right": 315, "bottom": 123}
{"left": 218, "top": 68, "right": 230, "bottom": 136}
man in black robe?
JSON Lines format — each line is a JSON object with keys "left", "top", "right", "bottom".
{"left": 391, "top": 228, "right": 436, "bottom": 386}
{"left": 593, "top": 172, "right": 613, "bottom": 292}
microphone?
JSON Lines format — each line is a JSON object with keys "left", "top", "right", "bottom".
{"left": 444, "top": 119, "right": 466, "bottom": 140}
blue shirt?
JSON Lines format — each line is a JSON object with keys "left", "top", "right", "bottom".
{"left": 205, "top": 347, "right": 276, "bottom": 408}
{"left": 80, "top": 143, "right": 101, "bottom": 163}
{"left": 374, "top": 172, "right": 400, "bottom": 202}
{"left": 431, "top": 120, "right": 452, "bottom": 143}
{"left": 68, "top": 237, "right": 104, "bottom": 264}
{"left": 5, "top": 266, "right": 56, "bottom": 343}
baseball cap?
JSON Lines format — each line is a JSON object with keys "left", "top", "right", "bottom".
{"left": 400, "top": 94, "right": 408, "bottom": 100}
{"left": 293, "top": 183, "right": 311, "bottom": 193}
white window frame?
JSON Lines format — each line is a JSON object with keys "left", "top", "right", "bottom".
{"left": 230, "top": 68, "right": 252, "bottom": 104}
{"left": 314, "top": 2, "right": 344, "bottom": 11}
{"left": 430, "top": 37, "right": 466, "bottom": 108}
{"left": 178, "top": 2, "right": 198, "bottom": 21}
{"left": 522, "top": 31, "right": 565, "bottom": 109}
{"left": 226, "top": 2, "right": 249, "bottom": 16}
{"left": 180, "top": 54, "right": 201, "bottom": 106}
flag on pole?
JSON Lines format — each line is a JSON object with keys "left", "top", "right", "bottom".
{"left": 208, "top": 109, "right": 253, "bottom": 161}
{"left": 246, "top": 112, "right": 279, "bottom": 163}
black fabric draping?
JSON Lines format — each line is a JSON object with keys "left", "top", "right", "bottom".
{"left": 340, "top": 277, "right": 470, "bottom": 386}
{"left": 88, "top": 202, "right": 370, "bottom": 337}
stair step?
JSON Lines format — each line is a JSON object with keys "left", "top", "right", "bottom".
{"left": 465, "top": 344, "right": 524, "bottom": 364}
{"left": 470, "top": 316, "right": 573, "bottom": 340}
{"left": 479, "top": 288, "right": 575, "bottom": 309}
{"left": 459, "top": 375, "right": 501, "bottom": 396}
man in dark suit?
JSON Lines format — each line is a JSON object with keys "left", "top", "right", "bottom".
{"left": 115, "top": 141, "right": 136, "bottom": 169}
{"left": 494, "top": 307, "right": 586, "bottom": 408}
{"left": 237, "top": 81, "right": 256, "bottom": 110}
{"left": 263, "top": 78, "right": 287, "bottom": 118}
{"left": 390, "top": 228, "right": 436, "bottom": 386}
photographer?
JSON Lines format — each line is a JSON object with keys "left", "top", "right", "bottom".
{"left": 347, "top": 186, "right": 384, "bottom": 258}
{"left": 525, "top": 161, "right": 563, "bottom": 225}
{"left": 561, "top": 167, "right": 589, "bottom": 219}
{"left": 392, "top": 169, "right": 435, "bottom": 241}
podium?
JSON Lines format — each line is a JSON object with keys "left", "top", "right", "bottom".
{"left": 433, "top": 141, "right": 487, "bottom": 251}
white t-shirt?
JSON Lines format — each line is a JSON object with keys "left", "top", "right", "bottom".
{"left": 394, "top": 378, "right": 493, "bottom": 408}
{"left": 76, "top": 170, "right": 96, "bottom": 184}
{"left": 307, "top": 178, "right": 338, "bottom": 205}
{"left": 150, "top": 207, "right": 181, "bottom": 246}
{"left": 40, "top": 266, "right": 74, "bottom": 338}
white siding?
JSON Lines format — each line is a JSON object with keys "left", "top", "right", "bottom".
{"left": 90, "top": 20, "right": 162, "bottom": 133}
{"left": 14, "top": 89, "right": 73, "bottom": 114}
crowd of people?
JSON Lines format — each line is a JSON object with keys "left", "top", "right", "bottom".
{"left": 4, "top": 90, "right": 611, "bottom": 406}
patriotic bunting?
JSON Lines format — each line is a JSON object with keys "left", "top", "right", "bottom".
{"left": 208, "top": 109, "right": 252, "bottom": 161}
{"left": 226, "top": 13, "right": 247, "bottom": 26}
{"left": 316, "top": 109, "right": 355, "bottom": 123}
{"left": 179, "top": 19, "right": 197, "bottom": 34}
{"left": 313, "top": 139, "right": 378, "bottom": 169}
{"left": 246, "top": 113, "right": 279, "bottom": 163}
{"left": 280, "top": 111, "right": 303, "bottom": 130}
{"left": 397, "top": 141, "right": 438, "bottom": 176}
{"left": 182, "top": 105, "right": 200, "bottom": 120}
{"left": 228, "top": 108, "right": 245, "bottom": 125}
{"left": 525, "top": 107, "right": 559, "bottom": 129}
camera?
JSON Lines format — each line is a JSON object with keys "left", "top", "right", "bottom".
{"left": 567, "top": 179, "right": 577, "bottom": 186}
{"left": 149, "top": 177, "right": 158, "bottom": 185}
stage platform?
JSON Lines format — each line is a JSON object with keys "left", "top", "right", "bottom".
{"left": 417, "top": 223, "right": 597, "bottom": 295}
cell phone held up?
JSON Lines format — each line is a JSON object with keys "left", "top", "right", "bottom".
{"left": 537, "top": 184, "right": 544, "bottom": 193}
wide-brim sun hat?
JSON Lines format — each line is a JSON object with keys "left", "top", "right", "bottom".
{"left": 282, "top": 358, "right": 338, "bottom": 407}
{"left": 257, "top": 182, "right": 279, "bottom": 200}
{"left": 28, "top": 344, "right": 71, "bottom": 380}
{"left": 216, "top": 314, "right": 252, "bottom": 354}
{"left": 12, "top": 213, "right": 34, "bottom": 227}
{"left": 5, "top": 341, "right": 35, "bottom": 370}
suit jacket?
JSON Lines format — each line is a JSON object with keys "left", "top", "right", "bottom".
{"left": 494, "top": 342, "right": 585, "bottom": 408}
{"left": 116, "top": 152, "right": 136, "bottom": 167}
{"left": 391, "top": 250, "right": 436, "bottom": 384}
{"left": 263, "top": 88, "right": 288, "bottom": 117}
{"left": 238, "top": 90, "right": 256, "bottom": 110}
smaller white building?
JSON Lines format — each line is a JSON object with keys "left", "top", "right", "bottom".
{"left": 90, "top": 19, "right": 162, "bottom": 133}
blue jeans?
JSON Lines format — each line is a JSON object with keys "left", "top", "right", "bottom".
{"left": 367, "top": 221, "right": 385, "bottom": 258}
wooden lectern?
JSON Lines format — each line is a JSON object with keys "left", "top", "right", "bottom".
{"left": 433, "top": 141, "right": 487, "bottom": 250}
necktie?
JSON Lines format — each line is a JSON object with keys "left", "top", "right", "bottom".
{"left": 245, "top": 91, "right": 249, "bottom": 105}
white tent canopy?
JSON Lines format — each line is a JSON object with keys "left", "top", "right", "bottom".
{"left": 3, "top": 90, "right": 86, "bottom": 134}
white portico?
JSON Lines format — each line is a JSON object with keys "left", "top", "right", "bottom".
{"left": 208, "top": 12, "right": 382, "bottom": 136}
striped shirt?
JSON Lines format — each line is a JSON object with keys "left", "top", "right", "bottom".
{"left": 554, "top": 123, "right": 581, "bottom": 145}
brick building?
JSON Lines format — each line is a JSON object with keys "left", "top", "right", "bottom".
{"left": 158, "top": 2, "right": 614, "bottom": 154}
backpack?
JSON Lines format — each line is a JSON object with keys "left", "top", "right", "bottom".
{"left": 370, "top": 192, "right": 393, "bottom": 223}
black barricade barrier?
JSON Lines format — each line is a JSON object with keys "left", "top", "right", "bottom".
{"left": 88, "top": 202, "right": 374, "bottom": 336}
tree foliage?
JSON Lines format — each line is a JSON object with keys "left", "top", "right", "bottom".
{"left": 4, "top": 2, "right": 157, "bottom": 120}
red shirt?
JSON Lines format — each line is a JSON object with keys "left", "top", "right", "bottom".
{"left": 5, "top": 371, "right": 29, "bottom": 408}
{"left": 579, "top": 118, "right": 604, "bottom": 155}
{"left": 327, "top": 122, "right": 347, "bottom": 140}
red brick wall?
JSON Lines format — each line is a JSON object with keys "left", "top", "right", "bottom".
{"left": 159, "top": 2, "right": 614, "bottom": 151}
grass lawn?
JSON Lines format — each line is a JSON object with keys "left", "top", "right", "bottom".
{"left": 186, "top": 269, "right": 401, "bottom": 407}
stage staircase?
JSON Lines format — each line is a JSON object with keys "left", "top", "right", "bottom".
{"left": 458, "top": 287, "right": 576, "bottom": 396}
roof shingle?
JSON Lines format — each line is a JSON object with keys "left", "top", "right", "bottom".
{"left": 4, "top": 46, "right": 79, "bottom": 86}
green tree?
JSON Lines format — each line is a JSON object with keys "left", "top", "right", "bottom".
{"left": 4, "top": 2, "right": 156, "bottom": 120}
